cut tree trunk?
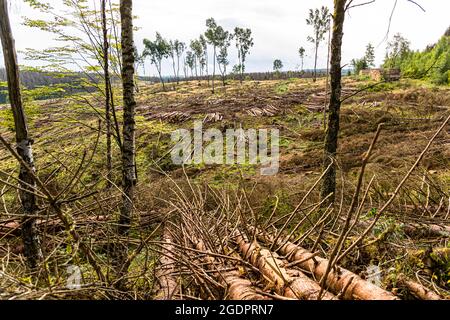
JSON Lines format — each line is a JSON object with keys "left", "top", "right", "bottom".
{"left": 0, "top": 0, "right": 42, "bottom": 270}
{"left": 235, "top": 231, "right": 335, "bottom": 300}
{"left": 254, "top": 229, "right": 399, "bottom": 300}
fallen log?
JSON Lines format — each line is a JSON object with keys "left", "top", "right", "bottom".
{"left": 235, "top": 231, "right": 335, "bottom": 300}
{"left": 397, "top": 274, "right": 442, "bottom": 300}
{"left": 223, "top": 270, "right": 271, "bottom": 300}
{"left": 339, "top": 216, "right": 450, "bottom": 239}
{"left": 253, "top": 228, "right": 399, "bottom": 300}
{"left": 193, "top": 239, "right": 269, "bottom": 300}
{"left": 402, "top": 223, "right": 450, "bottom": 238}
{"left": 154, "top": 227, "right": 179, "bottom": 300}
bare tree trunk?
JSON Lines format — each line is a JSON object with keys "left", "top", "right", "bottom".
{"left": 157, "top": 62, "right": 166, "bottom": 91}
{"left": 0, "top": 0, "right": 42, "bottom": 270}
{"left": 238, "top": 50, "right": 243, "bottom": 84}
{"left": 115, "top": 0, "right": 137, "bottom": 283}
{"left": 212, "top": 45, "right": 216, "bottom": 93}
{"left": 101, "top": 0, "right": 113, "bottom": 189}
{"left": 183, "top": 57, "right": 187, "bottom": 80}
{"left": 171, "top": 55, "right": 177, "bottom": 86}
{"left": 313, "top": 41, "right": 319, "bottom": 82}
{"left": 321, "top": 0, "right": 346, "bottom": 204}
{"left": 323, "top": 22, "right": 332, "bottom": 130}
{"left": 176, "top": 55, "right": 180, "bottom": 84}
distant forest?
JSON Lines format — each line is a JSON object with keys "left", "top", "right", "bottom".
{"left": 1, "top": 68, "right": 329, "bottom": 104}
{"left": 0, "top": 69, "right": 98, "bottom": 104}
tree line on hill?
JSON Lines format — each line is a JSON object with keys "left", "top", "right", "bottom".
{"left": 0, "top": 68, "right": 99, "bottom": 103}
{"left": 350, "top": 26, "right": 449, "bottom": 85}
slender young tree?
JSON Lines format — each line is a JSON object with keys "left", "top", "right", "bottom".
{"left": 217, "top": 33, "right": 232, "bottom": 86}
{"left": 298, "top": 46, "right": 306, "bottom": 71}
{"left": 116, "top": 0, "right": 137, "bottom": 280}
{"left": 199, "top": 35, "right": 208, "bottom": 85}
{"left": 205, "top": 18, "right": 229, "bottom": 93}
{"left": 143, "top": 33, "right": 171, "bottom": 90}
{"left": 306, "top": 6, "right": 331, "bottom": 82}
{"left": 273, "top": 59, "right": 283, "bottom": 71}
{"left": 170, "top": 40, "right": 185, "bottom": 84}
{"left": 233, "top": 27, "right": 254, "bottom": 83}
{"left": 190, "top": 38, "right": 203, "bottom": 82}
{"left": 101, "top": 0, "right": 113, "bottom": 188}
{"left": 321, "top": 0, "right": 346, "bottom": 203}
{"left": 185, "top": 50, "right": 195, "bottom": 78}
{"left": 0, "top": 0, "right": 42, "bottom": 271}
{"left": 365, "top": 43, "right": 376, "bottom": 67}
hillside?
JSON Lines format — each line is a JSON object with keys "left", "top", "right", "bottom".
{"left": 1, "top": 77, "right": 449, "bottom": 299}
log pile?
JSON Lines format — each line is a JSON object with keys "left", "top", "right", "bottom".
{"left": 147, "top": 111, "right": 191, "bottom": 123}
{"left": 247, "top": 105, "right": 279, "bottom": 117}
{"left": 203, "top": 112, "right": 223, "bottom": 124}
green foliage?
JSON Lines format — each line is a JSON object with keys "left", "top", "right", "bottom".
{"left": 412, "top": 37, "right": 450, "bottom": 85}
{"left": 383, "top": 33, "right": 411, "bottom": 69}
{"left": 185, "top": 51, "right": 196, "bottom": 75}
{"left": 351, "top": 43, "right": 376, "bottom": 74}
{"left": 143, "top": 32, "right": 171, "bottom": 79}
{"left": 384, "top": 33, "right": 450, "bottom": 85}
{"left": 273, "top": 59, "right": 283, "bottom": 72}
{"left": 275, "top": 82, "right": 289, "bottom": 95}
{"left": 298, "top": 47, "right": 306, "bottom": 70}
{"left": 233, "top": 27, "right": 254, "bottom": 78}
{"left": 205, "top": 18, "right": 232, "bottom": 78}
{"left": 189, "top": 38, "right": 204, "bottom": 76}
{"left": 365, "top": 43, "right": 376, "bottom": 67}
{"left": 0, "top": 100, "right": 40, "bottom": 131}
{"left": 306, "top": 6, "right": 330, "bottom": 47}
{"left": 351, "top": 58, "right": 369, "bottom": 74}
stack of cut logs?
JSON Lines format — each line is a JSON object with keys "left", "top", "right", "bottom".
{"left": 147, "top": 111, "right": 191, "bottom": 123}
{"left": 247, "top": 105, "right": 280, "bottom": 117}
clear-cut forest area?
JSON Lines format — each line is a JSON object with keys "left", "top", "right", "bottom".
{"left": 0, "top": 0, "right": 449, "bottom": 302}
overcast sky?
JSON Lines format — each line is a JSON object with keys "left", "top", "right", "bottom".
{"left": 2, "top": 0, "right": 449, "bottom": 77}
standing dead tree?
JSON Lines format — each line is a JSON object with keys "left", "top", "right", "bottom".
{"left": 0, "top": 0, "right": 42, "bottom": 271}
